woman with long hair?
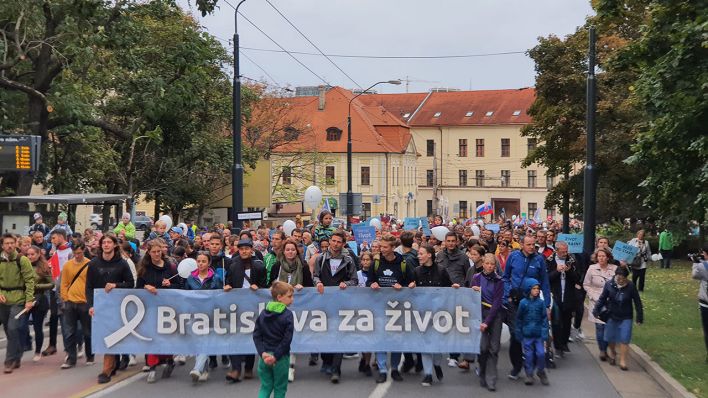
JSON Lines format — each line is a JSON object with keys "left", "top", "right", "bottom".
{"left": 26, "top": 245, "right": 54, "bottom": 362}
{"left": 583, "top": 247, "right": 618, "bottom": 361}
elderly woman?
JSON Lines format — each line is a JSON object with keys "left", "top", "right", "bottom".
{"left": 593, "top": 267, "right": 643, "bottom": 370}
{"left": 583, "top": 247, "right": 618, "bottom": 361}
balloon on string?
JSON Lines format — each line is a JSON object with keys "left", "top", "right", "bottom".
{"left": 303, "top": 185, "right": 323, "bottom": 209}
{"left": 283, "top": 220, "right": 296, "bottom": 236}
{"left": 431, "top": 226, "right": 449, "bottom": 241}
{"left": 177, "top": 258, "right": 198, "bottom": 278}
{"left": 159, "top": 215, "right": 173, "bottom": 230}
{"left": 369, "top": 217, "right": 382, "bottom": 230}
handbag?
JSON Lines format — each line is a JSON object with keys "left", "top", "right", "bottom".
{"left": 597, "top": 306, "right": 610, "bottom": 323}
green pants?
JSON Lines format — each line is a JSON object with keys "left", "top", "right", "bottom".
{"left": 258, "top": 355, "right": 290, "bottom": 398}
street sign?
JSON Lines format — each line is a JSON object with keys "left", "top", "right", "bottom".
{"left": 0, "top": 135, "right": 41, "bottom": 172}
{"left": 236, "top": 211, "right": 263, "bottom": 221}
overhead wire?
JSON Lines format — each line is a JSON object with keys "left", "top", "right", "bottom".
{"left": 239, "top": 46, "right": 527, "bottom": 59}
{"left": 263, "top": 0, "right": 362, "bottom": 89}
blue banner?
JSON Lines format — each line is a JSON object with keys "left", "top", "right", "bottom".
{"left": 612, "top": 241, "right": 639, "bottom": 263}
{"left": 351, "top": 224, "right": 376, "bottom": 245}
{"left": 403, "top": 217, "right": 432, "bottom": 236}
{"left": 485, "top": 223, "right": 500, "bottom": 233}
{"left": 557, "top": 233, "right": 584, "bottom": 254}
{"left": 92, "top": 288, "right": 481, "bottom": 355}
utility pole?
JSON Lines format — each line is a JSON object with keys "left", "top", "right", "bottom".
{"left": 231, "top": 0, "right": 246, "bottom": 233}
{"left": 432, "top": 141, "right": 438, "bottom": 214}
{"left": 562, "top": 168, "right": 570, "bottom": 234}
{"left": 583, "top": 26, "right": 597, "bottom": 253}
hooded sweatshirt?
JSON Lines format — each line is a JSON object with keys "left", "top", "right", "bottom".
{"left": 253, "top": 301, "right": 294, "bottom": 361}
{"left": 515, "top": 278, "right": 549, "bottom": 341}
{"left": 85, "top": 252, "right": 134, "bottom": 307}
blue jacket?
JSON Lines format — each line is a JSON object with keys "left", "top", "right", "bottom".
{"left": 184, "top": 269, "right": 223, "bottom": 290}
{"left": 253, "top": 301, "right": 294, "bottom": 361}
{"left": 503, "top": 249, "right": 551, "bottom": 307}
{"left": 515, "top": 278, "right": 549, "bottom": 340}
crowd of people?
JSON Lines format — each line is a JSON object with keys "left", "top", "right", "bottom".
{"left": 2, "top": 209, "right": 705, "bottom": 396}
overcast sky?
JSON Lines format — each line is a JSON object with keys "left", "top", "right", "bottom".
{"left": 177, "top": 0, "right": 594, "bottom": 93}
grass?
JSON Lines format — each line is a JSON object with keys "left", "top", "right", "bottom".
{"left": 631, "top": 260, "right": 707, "bottom": 398}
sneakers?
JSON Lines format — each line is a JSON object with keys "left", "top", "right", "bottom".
{"left": 421, "top": 374, "right": 433, "bottom": 386}
{"left": 198, "top": 371, "right": 209, "bottom": 382}
{"left": 86, "top": 356, "right": 95, "bottom": 365}
{"left": 33, "top": 354, "right": 41, "bottom": 362}
{"left": 190, "top": 370, "right": 201, "bottom": 383}
{"left": 391, "top": 370, "right": 403, "bottom": 381}
{"left": 42, "top": 346, "right": 57, "bottom": 356}
{"left": 142, "top": 365, "right": 151, "bottom": 372}
{"left": 538, "top": 371, "right": 549, "bottom": 385}
{"left": 376, "top": 373, "right": 387, "bottom": 383}
{"left": 174, "top": 355, "right": 186, "bottom": 366}
{"left": 434, "top": 365, "right": 444, "bottom": 381}
{"left": 97, "top": 373, "right": 111, "bottom": 384}
{"left": 221, "top": 355, "right": 230, "bottom": 368}
{"left": 162, "top": 361, "right": 175, "bottom": 379}
{"left": 447, "top": 358, "right": 458, "bottom": 367}
{"left": 571, "top": 327, "right": 585, "bottom": 341}
{"left": 343, "top": 353, "right": 360, "bottom": 359}
{"left": 61, "top": 362, "right": 75, "bottom": 369}
{"left": 146, "top": 370, "right": 157, "bottom": 383}
{"left": 288, "top": 366, "right": 295, "bottom": 382}
{"left": 524, "top": 375, "right": 535, "bottom": 385}
{"left": 330, "top": 372, "right": 340, "bottom": 384}
{"left": 508, "top": 369, "right": 521, "bottom": 380}
{"left": 308, "top": 354, "right": 318, "bottom": 366}
{"left": 128, "top": 355, "right": 137, "bottom": 366}
{"left": 77, "top": 346, "right": 85, "bottom": 359}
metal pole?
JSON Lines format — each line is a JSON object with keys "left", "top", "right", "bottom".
{"left": 562, "top": 168, "right": 570, "bottom": 234}
{"left": 232, "top": 0, "right": 246, "bottom": 233}
{"left": 347, "top": 113, "right": 353, "bottom": 228}
{"left": 583, "top": 26, "right": 597, "bottom": 254}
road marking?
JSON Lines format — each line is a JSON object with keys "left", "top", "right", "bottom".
{"left": 79, "top": 371, "right": 144, "bottom": 398}
{"left": 368, "top": 371, "right": 392, "bottom": 398}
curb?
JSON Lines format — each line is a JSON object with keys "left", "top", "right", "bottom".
{"left": 628, "top": 343, "right": 698, "bottom": 398}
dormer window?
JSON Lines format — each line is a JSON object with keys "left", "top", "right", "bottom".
{"left": 485, "top": 111, "right": 494, "bottom": 117}
{"left": 465, "top": 111, "right": 474, "bottom": 117}
{"left": 403, "top": 113, "right": 411, "bottom": 119}
{"left": 512, "top": 110, "right": 522, "bottom": 116}
{"left": 326, "top": 127, "right": 343, "bottom": 141}
{"left": 433, "top": 112, "right": 442, "bottom": 118}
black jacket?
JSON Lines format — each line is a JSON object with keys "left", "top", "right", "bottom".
{"left": 594, "top": 278, "right": 644, "bottom": 323}
{"left": 85, "top": 252, "right": 134, "bottom": 307}
{"left": 435, "top": 248, "right": 469, "bottom": 285}
{"left": 136, "top": 260, "right": 177, "bottom": 290}
{"left": 312, "top": 251, "right": 356, "bottom": 287}
{"left": 547, "top": 253, "right": 581, "bottom": 309}
{"left": 227, "top": 256, "right": 268, "bottom": 289}
{"left": 253, "top": 304, "right": 294, "bottom": 361}
{"left": 414, "top": 264, "right": 452, "bottom": 287}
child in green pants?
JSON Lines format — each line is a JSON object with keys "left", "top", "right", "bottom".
{"left": 254, "top": 281, "right": 295, "bottom": 398}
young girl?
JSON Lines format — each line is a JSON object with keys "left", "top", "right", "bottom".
{"left": 186, "top": 252, "right": 223, "bottom": 382}
{"left": 26, "top": 245, "right": 54, "bottom": 362}
{"left": 271, "top": 239, "right": 313, "bottom": 382}
{"left": 469, "top": 253, "right": 504, "bottom": 391}
{"left": 357, "top": 251, "right": 374, "bottom": 377}
{"left": 136, "top": 239, "right": 177, "bottom": 383}
{"left": 313, "top": 210, "right": 335, "bottom": 244}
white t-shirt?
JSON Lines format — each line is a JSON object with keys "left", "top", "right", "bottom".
{"left": 329, "top": 258, "right": 342, "bottom": 275}
{"left": 242, "top": 269, "right": 251, "bottom": 289}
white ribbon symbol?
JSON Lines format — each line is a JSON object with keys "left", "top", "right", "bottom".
{"left": 104, "top": 295, "right": 153, "bottom": 348}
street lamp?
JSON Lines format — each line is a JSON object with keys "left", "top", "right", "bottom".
{"left": 346, "top": 80, "right": 401, "bottom": 228}
{"left": 232, "top": 0, "right": 246, "bottom": 234}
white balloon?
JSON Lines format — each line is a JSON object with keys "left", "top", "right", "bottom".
{"left": 159, "top": 215, "right": 173, "bottom": 230}
{"left": 283, "top": 220, "right": 296, "bottom": 236}
{"left": 542, "top": 222, "right": 548, "bottom": 229}
{"left": 177, "top": 258, "right": 198, "bottom": 278}
{"left": 369, "top": 218, "right": 382, "bottom": 230}
{"left": 471, "top": 225, "right": 481, "bottom": 236}
{"left": 650, "top": 253, "right": 663, "bottom": 262}
{"left": 303, "top": 186, "right": 323, "bottom": 209}
{"left": 512, "top": 215, "right": 517, "bottom": 221}
{"left": 431, "top": 226, "right": 449, "bottom": 241}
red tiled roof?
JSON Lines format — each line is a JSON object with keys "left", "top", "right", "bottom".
{"left": 408, "top": 88, "right": 535, "bottom": 126}
{"left": 358, "top": 93, "right": 428, "bottom": 123}
{"left": 272, "top": 87, "right": 412, "bottom": 154}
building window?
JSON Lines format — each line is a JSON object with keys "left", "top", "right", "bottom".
{"left": 476, "top": 201, "right": 484, "bottom": 210}
{"left": 547, "top": 208, "right": 555, "bottom": 218}
{"left": 361, "top": 166, "right": 370, "bottom": 186}
{"left": 326, "top": 127, "right": 342, "bottom": 141}
{"left": 528, "top": 202, "right": 538, "bottom": 217}
{"left": 426, "top": 170, "right": 434, "bottom": 187}
{"left": 426, "top": 140, "right": 434, "bottom": 157}
{"left": 459, "top": 170, "right": 467, "bottom": 187}
{"left": 476, "top": 139, "right": 485, "bottom": 157}
{"left": 546, "top": 176, "right": 554, "bottom": 189}
{"left": 475, "top": 170, "right": 485, "bottom": 187}
{"left": 459, "top": 139, "right": 468, "bottom": 157}
{"left": 325, "top": 166, "right": 335, "bottom": 185}
{"left": 459, "top": 201, "right": 468, "bottom": 219}
{"left": 501, "top": 170, "right": 510, "bottom": 187}
{"left": 427, "top": 200, "right": 433, "bottom": 216}
{"left": 282, "top": 166, "right": 292, "bottom": 185}
{"left": 362, "top": 203, "right": 371, "bottom": 219}
{"left": 528, "top": 170, "right": 537, "bottom": 188}
{"left": 501, "top": 138, "right": 510, "bottom": 157}
{"left": 527, "top": 138, "right": 537, "bottom": 152}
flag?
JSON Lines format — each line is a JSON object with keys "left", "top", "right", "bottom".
{"left": 476, "top": 202, "right": 493, "bottom": 216}
{"left": 322, "top": 197, "right": 331, "bottom": 213}
{"left": 533, "top": 208, "right": 542, "bottom": 223}
{"left": 500, "top": 207, "right": 506, "bottom": 220}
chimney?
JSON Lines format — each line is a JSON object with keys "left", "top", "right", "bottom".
{"left": 318, "top": 85, "right": 326, "bottom": 110}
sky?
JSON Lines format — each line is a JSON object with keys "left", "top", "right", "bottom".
{"left": 177, "top": 0, "right": 594, "bottom": 94}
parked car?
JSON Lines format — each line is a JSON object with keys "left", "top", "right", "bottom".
{"left": 89, "top": 213, "right": 103, "bottom": 229}
{"left": 133, "top": 215, "right": 154, "bottom": 231}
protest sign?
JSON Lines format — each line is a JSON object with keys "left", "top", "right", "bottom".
{"left": 612, "top": 241, "right": 639, "bottom": 263}
{"left": 351, "top": 224, "right": 376, "bottom": 245}
{"left": 485, "top": 223, "right": 500, "bottom": 233}
{"left": 92, "top": 288, "right": 481, "bottom": 355}
{"left": 557, "top": 233, "right": 584, "bottom": 254}
{"left": 403, "top": 217, "right": 432, "bottom": 236}
{"left": 347, "top": 241, "right": 359, "bottom": 256}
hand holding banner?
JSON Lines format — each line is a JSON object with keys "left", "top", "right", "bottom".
{"left": 557, "top": 233, "right": 584, "bottom": 254}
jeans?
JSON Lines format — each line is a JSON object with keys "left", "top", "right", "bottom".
{"left": 631, "top": 268, "right": 646, "bottom": 292}
{"left": 522, "top": 337, "right": 545, "bottom": 376}
{"left": 0, "top": 304, "right": 25, "bottom": 365}
{"left": 660, "top": 250, "right": 672, "bottom": 269}
{"left": 258, "top": 356, "right": 290, "bottom": 398}
{"left": 193, "top": 354, "right": 209, "bottom": 373}
{"left": 421, "top": 353, "right": 442, "bottom": 375}
{"left": 595, "top": 323, "right": 608, "bottom": 353}
{"left": 375, "top": 352, "right": 401, "bottom": 373}
{"left": 63, "top": 302, "right": 93, "bottom": 364}
{"left": 479, "top": 314, "right": 503, "bottom": 387}
{"left": 29, "top": 295, "right": 49, "bottom": 353}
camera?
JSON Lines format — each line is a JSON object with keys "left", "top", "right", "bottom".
{"left": 688, "top": 253, "right": 704, "bottom": 263}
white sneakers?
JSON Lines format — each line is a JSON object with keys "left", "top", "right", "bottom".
{"left": 128, "top": 355, "right": 137, "bottom": 366}
{"left": 174, "top": 355, "right": 186, "bottom": 366}
{"left": 33, "top": 354, "right": 41, "bottom": 362}
{"left": 447, "top": 358, "right": 459, "bottom": 368}
{"left": 288, "top": 366, "right": 295, "bottom": 382}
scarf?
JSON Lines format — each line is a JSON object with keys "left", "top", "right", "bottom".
{"left": 278, "top": 256, "right": 303, "bottom": 286}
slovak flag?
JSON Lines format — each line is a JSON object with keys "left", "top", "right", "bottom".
{"left": 322, "top": 197, "right": 331, "bottom": 213}
{"left": 476, "top": 202, "right": 493, "bottom": 216}
{"left": 534, "top": 208, "right": 542, "bottom": 223}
